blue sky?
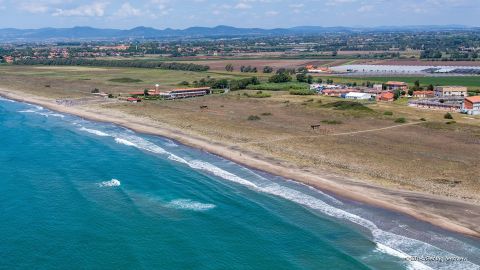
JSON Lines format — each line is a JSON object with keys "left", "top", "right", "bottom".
{"left": 0, "top": 0, "right": 479, "bottom": 29}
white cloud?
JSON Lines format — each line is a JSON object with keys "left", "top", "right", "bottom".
{"left": 114, "top": 2, "right": 141, "bottom": 17}
{"left": 235, "top": 2, "right": 252, "bottom": 9}
{"left": 265, "top": 10, "right": 278, "bottom": 16}
{"left": 357, "top": 4, "right": 374, "bottom": 12}
{"left": 52, "top": 2, "right": 107, "bottom": 17}
{"left": 20, "top": 2, "right": 49, "bottom": 14}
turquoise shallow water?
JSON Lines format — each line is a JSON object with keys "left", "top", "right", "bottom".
{"left": 0, "top": 97, "right": 479, "bottom": 270}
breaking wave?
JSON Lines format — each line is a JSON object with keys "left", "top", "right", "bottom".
{"left": 166, "top": 199, "right": 216, "bottom": 211}
{"left": 79, "top": 127, "right": 110, "bottom": 137}
{"left": 98, "top": 179, "right": 121, "bottom": 187}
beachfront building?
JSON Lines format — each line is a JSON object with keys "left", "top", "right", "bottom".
{"left": 434, "top": 86, "right": 468, "bottom": 97}
{"left": 385, "top": 81, "right": 408, "bottom": 91}
{"left": 462, "top": 96, "right": 480, "bottom": 115}
{"left": 160, "top": 87, "right": 211, "bottom": 99}
{"left": 413, "top": 91, "right": 434, "bottom": 98}
{"left": 345, "top": 92, "right": 372, "bottom": 100}
{"left": 377, "top": 92, "right": 394, "bottom": 102}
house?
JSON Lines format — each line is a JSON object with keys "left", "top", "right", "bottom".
{"left": 385, "top": 81, "right": 408, "bottom": 91}
{"left": 160, "top": 87, "right": 211, "bottom": 99}
{"left": 462, "top": 96, "right": 480, "bottom": 115}
{"left": 345, "top": 92, "right": 372, "bottom": 100}
{"left": 413, "top": 91, "right": 434, "bottom": 98}
{"left": 434, "top": 86, "right": 468, "bottom": 97}
{"left": 377, "top": 92, "right": 395, "bottom": 102}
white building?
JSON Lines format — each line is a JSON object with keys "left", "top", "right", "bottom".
{"left": 345, "top": 92, "right": 372, "bottom": 100}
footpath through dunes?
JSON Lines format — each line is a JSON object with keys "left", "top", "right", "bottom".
{"left": 1, "top": 97, "right": 479, "bottom": 270}
{"left": 1, "top": 88, "right": 480, "bottom": 241}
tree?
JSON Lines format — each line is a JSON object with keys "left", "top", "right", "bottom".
{"left": 263, "top": 66, "right": 273, "bottom": 73}
{"left": 393, "top": 90, "right": 401, "bottom": 100}
{"left": 268, "top": 73, "right": 292, "bottom": 83}
{"left": 296, "top": 73, "right": 307, "bottom": 82}
{"left": 427, "top": 84, "right": 434, "bottom": 91}
{"left": 225, "top": 64, "right": 234, "bottom": 72}
{"left": 144, "top": 88, "right": 149, "bottom": 96}
{"left": 307, "top": 75, "right": 313, "bottom": 84}
{"left": 317, "top": 78, "right": 323, "bottom": 83}
{"left": 408, "top": 89, "right": 414, "bottom": 96}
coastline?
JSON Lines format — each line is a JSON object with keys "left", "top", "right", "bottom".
{"left": 1, "top": 88, "right": 479, "bottom": 239}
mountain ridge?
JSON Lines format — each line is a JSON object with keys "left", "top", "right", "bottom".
{"left": 1, "top": 25, "right": 478, "bottom": 41}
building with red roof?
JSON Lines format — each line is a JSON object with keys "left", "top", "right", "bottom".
{"left": 376, "top": 92, "right": 394, "bottom": 102}
{"left": 463, "top": 96, "right": 480, "bottom": 115}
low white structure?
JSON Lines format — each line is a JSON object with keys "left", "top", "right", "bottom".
{"left": 345, "top": 92, "right": 372, "bottom": 100}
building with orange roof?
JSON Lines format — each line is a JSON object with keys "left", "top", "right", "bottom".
{"left": 412, "top": 91, "right": 434, "bottom": 98}
{"left": 376, "top": 92, "right": 394, "bottom": 102}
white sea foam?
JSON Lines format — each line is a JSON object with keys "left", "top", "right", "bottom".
{"left": 98, "top": 179, "right": 121, "bottom": 187}
{"left": 18, "top": 109, "right": 37, "bottom": 113}
{"left": 166, "top": 199, "right": 216, "bottom": 211}
{"left": 80, "top": 127, "right": 110, "bottom": 137}
{"left": 115, "top": 138, "right": 138, "bottom": 147}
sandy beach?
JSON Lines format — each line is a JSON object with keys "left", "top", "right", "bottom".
{"left": 1, "top": 87, "right": 479, "bottom": 238}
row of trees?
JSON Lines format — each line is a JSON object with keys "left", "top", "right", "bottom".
{"left": 14, "top": 58, "right": 210, "bottom": 72}
{"left": 191, "top": 77, "right": 260, "bottom": 91}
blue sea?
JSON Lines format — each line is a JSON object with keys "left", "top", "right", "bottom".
{"left": 1, "top": 97, "right": 479, "bottom": 270}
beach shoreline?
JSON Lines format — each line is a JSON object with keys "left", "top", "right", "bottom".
{"left": 1, "top": 88, "right": 479, "bottom": 239}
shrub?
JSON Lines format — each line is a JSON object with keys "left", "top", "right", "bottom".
{"left": 321, "top": 101, "right": 373, "bottom": 112}
{"left": 261, "top": 112, "right": 272, "bottom": 116}
{"left": 91, "top": 88, "right": 100, "bottom": 93}
{"left": 247, "top": 115, "right": 261, "bottom": 121}
{"left": 420, "top": 118, "right": 427, "bottom": 121}
{"left": 444, "top": 112, "right": 454, "bottom": 119}
{"left": 243, "top": 91, "right": 271, "bottom": 98}
{"left": 108, "top": 77, "right": 143, "bottom": 83}
{"left": 383, "top": 111, "right": 393, "bottom": 116}
{"left": 446, "top": 121, "right": 456, "bottom": 124}
{"left": 268, "top": 73, "right": 292, "bottom": 83}
{"left": 394, "top": 117, "right": 406, "bottom": 123}
{"left": 289, "top": 89, "right": 316, "bottom": 95}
